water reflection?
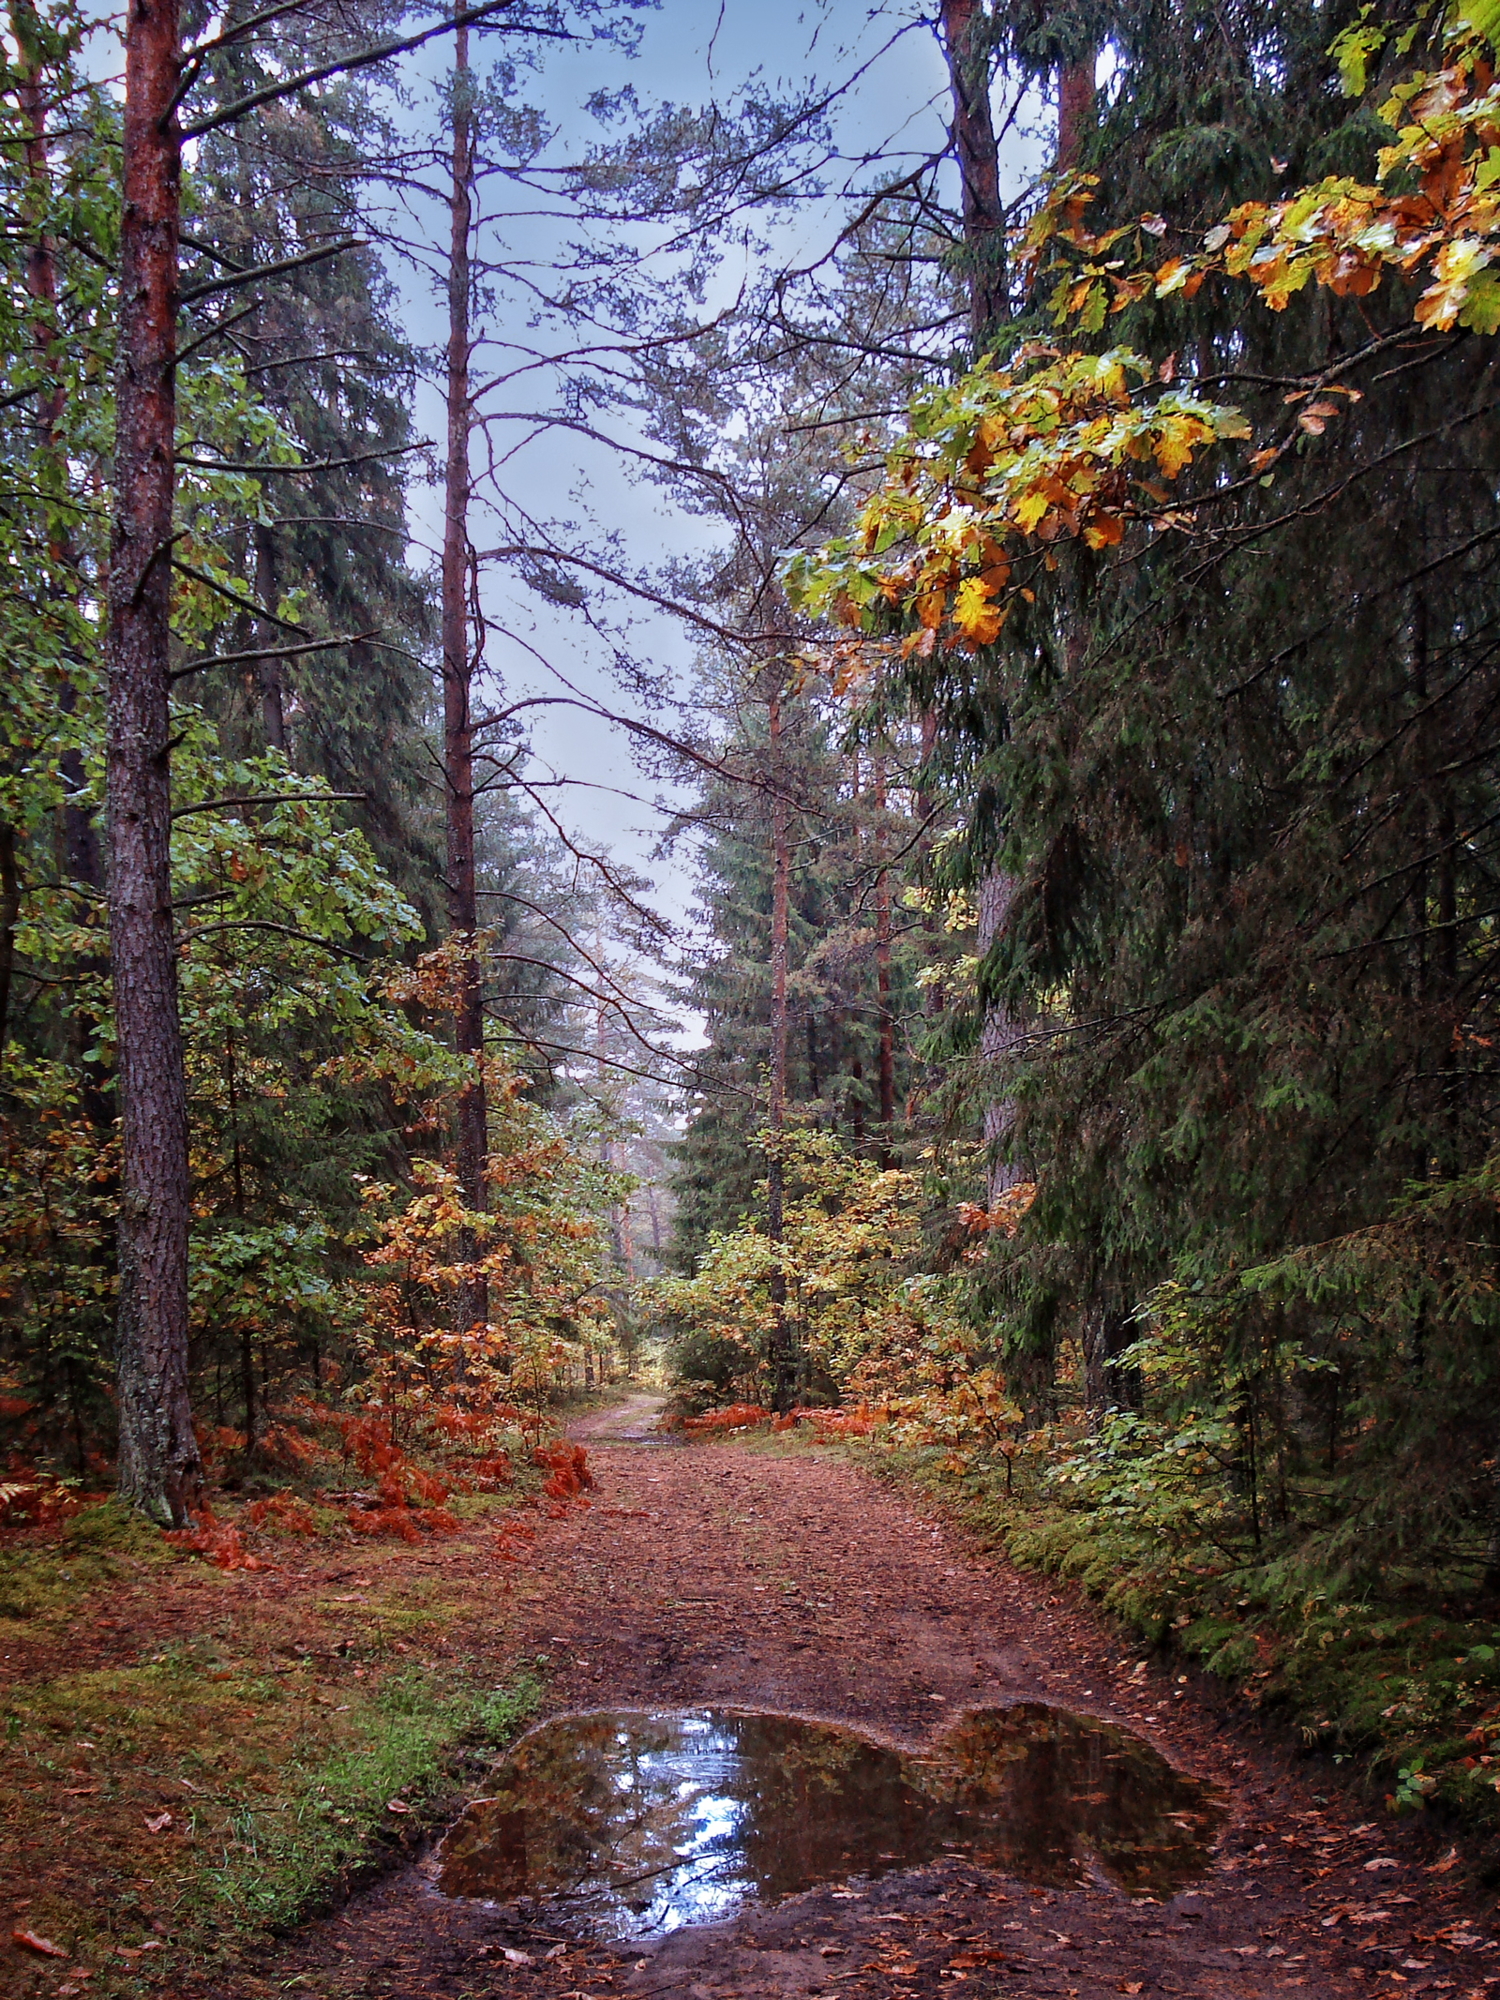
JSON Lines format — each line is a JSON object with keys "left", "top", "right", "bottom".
{"left": 436, "top": 1706, "right": 1223, "bottom": 1938}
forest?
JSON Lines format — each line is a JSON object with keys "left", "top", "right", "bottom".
{"left": 7, "top": 0, "right": 1500, "bottom": 1987}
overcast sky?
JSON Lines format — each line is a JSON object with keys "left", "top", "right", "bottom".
{"left": 386, "top": 0, "right": 1046, "bottom": 962}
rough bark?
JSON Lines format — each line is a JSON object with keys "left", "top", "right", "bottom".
{"left": 108, "top": 0, "right": 204, "bottom": 1525}
{"left": 254, "top": 522, "right": 286, "bottom": 753}
{"left": 872, "top": 754, "right": 895, "bottom": 1163}
{"left": 767, "top": 681, "right": 795, "bottom": 1412}
{"left": 1057, "top": 53, "right": 1095, "bottom": 170}
{"left": 939, "top": 0, "right": 1007, "bottom": 346}
{"left": 1082, "top": 1299, "right": 1136, "bottom": 1421}
{"left": 442, "top": 21, "right": 488, "bottom": 1338}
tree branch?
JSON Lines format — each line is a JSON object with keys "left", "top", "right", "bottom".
{"left": 177, "top": 1, "right": 559, "bottom": 140}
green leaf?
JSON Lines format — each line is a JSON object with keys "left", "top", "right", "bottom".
{"left": 1452, "top": 0, "right": 1500, "bottom": 50}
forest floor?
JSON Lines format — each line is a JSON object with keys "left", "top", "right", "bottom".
{"left": 7, "top": 1397, "right": 1500, "bottom": 2000}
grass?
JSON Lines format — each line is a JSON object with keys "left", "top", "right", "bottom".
{"left": 1, "top": 1491, "right": 548, "bottom": 1998}
{"left": 184, "top": 1666, "right": 543, "bottom": 1939}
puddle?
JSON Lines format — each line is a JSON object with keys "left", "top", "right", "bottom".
{"left": 435, "top": 1705, "right": 1225, "bottom": 1938}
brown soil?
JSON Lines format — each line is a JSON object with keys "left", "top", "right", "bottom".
{"left": 195, "top": 1403, "right": 1500, "bottom": 2000}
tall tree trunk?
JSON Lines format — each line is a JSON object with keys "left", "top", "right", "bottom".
{"left": 939, "top": 1, "right": 1030, "bottom": 1208}
{"left": 872, "top": 753, "right": 895, "bottom": 1164}
{"left": 442, "top": 21, "right": 487, "bottom": 1339}
{"left": 1057, "top": 52, "right": 1095, "bottom": 170}
{"left": 254, "top": 522, "right": 286, "bottom": 753}
{"left": 108, "top": 0, "right": 204, "bottom": 1525}
{"left": 767, "top": 680, "right": 795, "bottom": 1411}
{"left": 940, "top": 0, "right": 1007, "bottom": 346}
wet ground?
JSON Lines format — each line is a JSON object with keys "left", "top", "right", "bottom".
{"left": 435, "top": 1702, "right": 1223, "bottom": 1929}
{"left": 209, "top": 1399, "right": 1500, "bottom": 1999}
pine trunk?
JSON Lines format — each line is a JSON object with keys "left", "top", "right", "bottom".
{"left": 442, "top": 22, "right": 487, "bottom": 1340}
{"left": 767, "top": 682, "right": 795, "bottom": 1411}
{"left": 1057, "top": 54, "right": 1095, "bottom": 170}
{"left": 940, "top": 0, "right": 1007, "bottom": 346}
{"left": 939, "top": 1, "right": 1029, "bottom": 1208}
{"left": 108, "top": 0, "right": 204, "bottom": 1525}
{"left": 872, "top": 754, "right": 895, "bottom": 1164}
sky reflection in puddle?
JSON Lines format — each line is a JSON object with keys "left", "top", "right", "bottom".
{"left": 435, "top": 1706, "right": 1225, "bottom": 1938}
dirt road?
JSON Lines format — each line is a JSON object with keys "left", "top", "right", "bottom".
{"left": 225, "top": 1417, "right": 1496, "bottom": 1999}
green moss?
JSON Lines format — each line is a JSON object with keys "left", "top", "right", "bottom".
{"left": 0, "top": 1504, "right": 164, "bottom": 1624}
{"left": 188, "top": 1667, "right": 543, "bottom": 1936}
{"left": 65, "top": 1499, "right": 171, "bottom": 1558}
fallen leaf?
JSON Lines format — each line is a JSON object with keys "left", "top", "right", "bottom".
{"left": 143, "top": 1811, "right": 172, "bottom": 1834}
{"left": 13, "top": 1930, "right": 68, "bottom": 1958}
{"left": 1364, "top": 1856, "right": 1401, "bottom": 1870}
{"left": 501, "top": 1947, "right": 535, "bottom": 1966}
{"left": 385, "top": 1798, "right": 412, "bottom": 1815}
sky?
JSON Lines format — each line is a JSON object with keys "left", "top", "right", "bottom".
{"left": 74, "top": 0, "right": 1048, "bottom": 1047}
{"left": 380, "top": 0, "right": 1048, "bottom": 969}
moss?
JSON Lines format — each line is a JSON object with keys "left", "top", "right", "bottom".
{"left": 64, "top": 1500, "right": 171, "bottom": 1558}
{"left": 186, "top": 1667, "right": 544, "bottom": 1938}
{"left": 0, "top": 1504, "right": 164, "bottom": 1624}
{"left": 0, "top": 1655, "right": 543, "bottom": 1996}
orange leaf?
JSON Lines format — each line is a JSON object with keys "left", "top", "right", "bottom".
{"left": 1083, "top": 511, "right": 1126, "bottom": 551}
{"left": 13, "top": 1931, "right": 68, "bottom": 1958}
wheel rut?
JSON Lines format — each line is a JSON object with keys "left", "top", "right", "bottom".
{"left": 214, "top": 1431, "right": 1492, "bottom": 1999}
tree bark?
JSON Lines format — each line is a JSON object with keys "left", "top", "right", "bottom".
{"left": 939, "top": 0, "right": 1007, "bottom": 347}
{"left": 976, "top": 869, "right": 1028, "bottom": 1203}
{"left": 442, "top": 20, "right": 488, "bottom": 1339}
{"left": 108, "top": 0, "right": 204, "bottom": 1525}
{"left": 254, "top": 522, "right": 287, "bottom": 753}
{"left": 1057, "top": 53, "right": 1095, "bottom": 170}
{"left": 872, "top": 754, "right": 895, "bottom": 1163}
{"left": 767, "top": 680, "right": 795, "bottom": 1411}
